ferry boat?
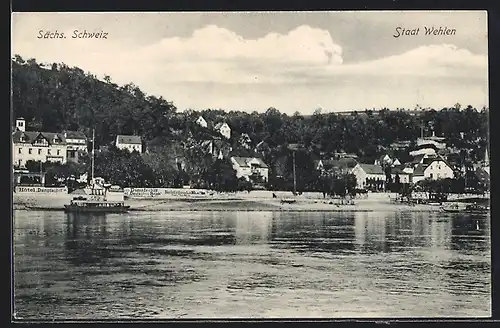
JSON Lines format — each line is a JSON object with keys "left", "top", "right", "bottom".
{"left": 63, "top": 184, "right": 130, "bottom": 213}
{"left": 63, "top": 129, "right": 129, "bottom": 213}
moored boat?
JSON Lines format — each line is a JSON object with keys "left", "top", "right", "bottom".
{"left": 441, "top": 203, "right": 462, "bottom": 213}
{"left": 464, "top": 203, "right": 489, "bottom": 215}
{"left": 440, "top": 202, "right": 489, "bottom": 214}
{"left": 63, "top": 128, "right": 129, "bottom": 213}
{"left": 63, "top": 197, "right": 130, "bottom": 213}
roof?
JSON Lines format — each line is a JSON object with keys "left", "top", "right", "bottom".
{"left": 359, "top": 164, "right": 385, "bottom": 175}
{"left": 379, "top": 154, "right": 391, "bottom": 162}
{"left": 413, "top": 157, "right": 452, "bottom": 177}
{"left": 316, "top": 158, "right": 358, "bottom": 171}
{"left": 232, "top": 156, "right": 268, "bottom": 168}
{"left": 391, "top": 166, "right": 409, "bottom": 174}
{"left": 413, "top": 164, "right": 426, "bottom": 176}
{"left": 215, "top": 122, "right": 230, "bottom": 130}
{"left": 411, "top": 154, "right": 426, "bottom": 163}
{"left": 422, "top": 156, "right": 451, "bottom": 167}
{"left": 63, "top": 130, "right": 87, "bottom": 139}
{"left": 116, "top": 135, "right": 142, "bottom": 145}
{"left": 12, "top": 131, "right": 66, "bottom": 144}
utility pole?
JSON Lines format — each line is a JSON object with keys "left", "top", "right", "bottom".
{"left": 292, "top": 150, "right": 297, "bottom": 195}
{"left": 91, "top": 128, "right": 95, "bottom": 183}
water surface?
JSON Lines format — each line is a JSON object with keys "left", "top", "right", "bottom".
{"left": 13, "top": 210, "right": 491, "bottom": 319}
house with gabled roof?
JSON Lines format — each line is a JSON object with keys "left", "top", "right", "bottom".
{"left": 313, "top": 158, "right": 358, "bottom": 175}
{"left": 390, "top": 166, "right": 411, "bottom": 184}
{"left": 351, "top": 163, "right": 386, "bottom": 190}
{"left": 12, "top": 118, "right": 68, "bottom": 167}
{"left": 214, "top": 122, "right": 231, "bottom": 139}
{"left": 230, "top": 156, "right": 269, "bottom": 182}
{"left": 196, "top": 116, "right": 208, "bottom": 128}
{"left": 116, "top": 135, "right": 142, "bottom": 153}
{"left": 374, "top": 154, "right": 392, "bottom": 166}
{"left": 412, "top": 156, "right": 454, "bottom": 184}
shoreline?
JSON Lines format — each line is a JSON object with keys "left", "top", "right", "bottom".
{"left": 13, "top": 196, "right": 445, "bottom": 213}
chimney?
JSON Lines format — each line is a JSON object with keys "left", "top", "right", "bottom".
{"left": 16, "top": 117, "right": 26, "bottom": 132}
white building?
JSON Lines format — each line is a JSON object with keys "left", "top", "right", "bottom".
{"left": 12, "top": 130, "right": 67, "bottom": 168}
{"left": 374, "top": 154, "right": 392, "bottom": 166}
{"left": 239, "top": 133, "right": 252, "bottom": 149}
{"left": 390, "top": 167, "right": 411, "bottom": 184}
{"left": 196, "top": 116, "right": 208, "bottom": 128}
{"left": 412, "top": 157, "right": 454, "bottom": 183}
{"left": 63, "top": 130, "right": 87, "bottom": 162}
{"left": 215, "top": 122, "right": 231, "bottom": 139}
{"left": 115, "top": 135, "right": 142, "bottom": 153}
{"left": 417, "top": 137, "right": 446, "bottom": 149}
{"left": 230, "top": 156, "right": 269, "bottom": 182}
{"left": 351, "top": 163, "right": 386, "bottom": 189}
{"left": 15, "top": 117, "right": 26, "bottom": 132}
{"left": 391, "top": 158, "right": 401, "bottom": 167}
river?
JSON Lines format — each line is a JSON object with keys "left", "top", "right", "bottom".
{"left": 13, "top": 210, "right": 491, "bottom": 319}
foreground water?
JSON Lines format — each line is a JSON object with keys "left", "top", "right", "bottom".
{"left": 13, "top": 210, "right": 490, "bottom": 319}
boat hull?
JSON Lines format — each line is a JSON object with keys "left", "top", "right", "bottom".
{"left": 63, "top": 205, "right": 130, "bottom": 213}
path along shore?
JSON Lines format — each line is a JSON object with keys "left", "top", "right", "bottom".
{"left": 13, "top": 192, "right": 449, "bottom": 213}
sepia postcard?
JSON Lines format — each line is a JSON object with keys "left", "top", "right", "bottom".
{"left": 11, "top": 11, "right": 490, "bottom": 321}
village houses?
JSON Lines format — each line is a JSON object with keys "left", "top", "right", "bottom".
{"left": 230, "top": 156, "right": 269, "bottom": 182}
{"left": 115, "top": 135, "right": 142, "bottom": 153}
{"left": 12, "top": 118, "right": 68, "bottom": 167}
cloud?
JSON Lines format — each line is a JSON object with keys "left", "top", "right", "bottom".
{"left": 11, "top": 23, "right": 488, "bottom": 111}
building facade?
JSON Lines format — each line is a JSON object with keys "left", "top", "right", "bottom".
{"left": 196, "top": 116, "right": 208, "bottom": 128}
{"left": 115, "top": 135, "right": 142, "bottom": 153}
{"left": 12, "top": 130, "right": 67, "bottom": 167}
{"left": 412, "top": 157, "right": 454, "bottom": 183}
{"left": 230, "top": 156, "right": 269, "bottom": 182}
{"left": 351, "top": 163, "right": 386, "bottom": 190}
{"left": 64, "top": 130, "right": 87, "bottom": 162}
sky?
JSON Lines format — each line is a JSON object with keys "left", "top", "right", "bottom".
{"left": 11, "top": 11, "right": 488, "bottom": 114}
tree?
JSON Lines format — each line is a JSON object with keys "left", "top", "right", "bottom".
{"left": 207, "top": 158, "right": 238, "bottom": 191}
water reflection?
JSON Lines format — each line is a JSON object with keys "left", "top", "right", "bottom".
{"left": 64, "top": 213, "right": 110, "bottom": 266}
{"left": 13, "top": 209, "right": 491, "bottom": 319}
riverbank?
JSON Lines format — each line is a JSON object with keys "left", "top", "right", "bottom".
{"left": 13, "top": 194, "right": 443, "bottom": 213}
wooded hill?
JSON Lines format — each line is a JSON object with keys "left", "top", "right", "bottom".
{"left": 12, "top": 55, "right": 489, "bottom": 190}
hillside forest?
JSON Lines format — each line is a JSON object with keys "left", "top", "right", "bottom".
{"left": 12, "top": 55, "right": 489, "bottom": 194}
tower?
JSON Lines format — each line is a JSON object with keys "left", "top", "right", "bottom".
{"left": 15, "top": 117, "right": 25, "bottom": 132}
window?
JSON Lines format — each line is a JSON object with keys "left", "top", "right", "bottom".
{"left": 430, "top": 173, "right": 433, "bottom": 179}
{"left": 18, "top": 148, "right": 22, "bottom": 154}
{"left": 38, "top": 149, "right": 42, "bottom": 155}
{"left": 57, "top": 149, "right": 60, "bottom": 155}
{"left": 19, "top": 122, "right": 23, "bottom": 127}
{"left": 29, "top": 148, "right": 32, "bottom": 154}
{"left": 47, "top": 149, "right": 51, "bottom": 155}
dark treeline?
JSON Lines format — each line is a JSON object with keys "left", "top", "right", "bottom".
{"left": 12, "top": 56, "right": 489, "bottom": 192}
